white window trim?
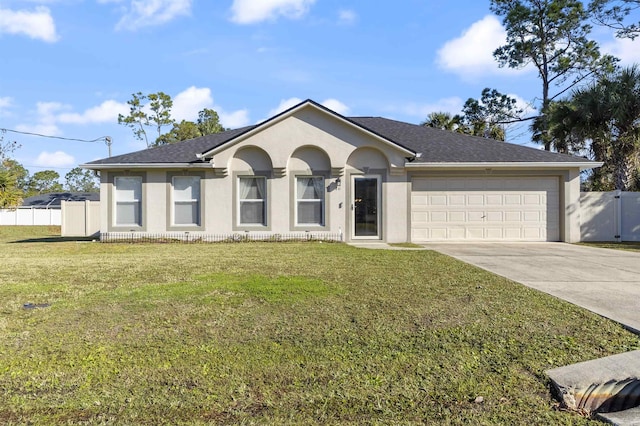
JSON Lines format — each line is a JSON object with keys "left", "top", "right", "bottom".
{"left": 114, "top": 176, "right": 142, "bottom": 227}
{"left": 295, "top": 176, "right": 325, "bottom": 226}
{"left": 238, "top": 176, "right": 267, "bottom": 226}
{"left": 172, "top": 176, "right": 200, "bottom": 227}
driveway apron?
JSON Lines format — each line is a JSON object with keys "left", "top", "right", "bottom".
{"left": 423, "top": 243, "right": 640, "bottom": 334}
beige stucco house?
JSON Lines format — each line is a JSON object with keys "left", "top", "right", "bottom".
{"left": 82, "top": 99, "right": 598, "bottom": 243}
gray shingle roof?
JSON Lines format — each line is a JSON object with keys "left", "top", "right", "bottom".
{"left": 86, "top": 126, "right": 253, "bottom": 165}
{"left": 349, "top": 117, "right": 590, "bottom": 164}
{"left": 85, "top": 114, "right": 591, "bottom": 166}
{"left": 22, "top": 192, "right": 99, "bottom": 208}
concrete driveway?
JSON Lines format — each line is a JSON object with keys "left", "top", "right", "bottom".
{"left": 424, "top": 243, "right": 640, "bottom": 334}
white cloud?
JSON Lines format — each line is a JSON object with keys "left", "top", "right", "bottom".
{"left": 0, "top": 6, "right": 58, "bottom": 42}
{"left": 57, "top": 100, "right": 129, "bottom": 124}
{"left": 436, "top": 15, "right": 527, "bottom": 79}
{"left": 0, "top": 97, "right": 11, "bottom": 109}
{"left": 16, "top": 102, "right": 68, "bottom": 135}
{"left": 171, "top": 86, "right": 250, "bottom": 128}
{"left": 338, "top": 9, "right": 357, "bottom": 25}
{"left": 267, "top": 97, "right": 350, "bottom": 118}
{"left": 15, "top": 123, "right": 61, "bottom": 136}
{"left": 602, "top": 36, "right": 640, "bottom": 65}
{"left": 321, "top": 98, "right": 349, "bottom": 115}
{"left": 112, "top": 0, "right": 191, "bottom": 31}
{"left": 230, "top": 0, "right": 316, "bottom": 24}
{"left": 268, "top": 97, "right": 303, "bottom": 116}
{"left": 386, "top": 97, "right": 465, "bottom": 119}
{"left": 509, "top": 93, "right": 536, "bottom": 117}
{"left": 220, "top": 109, "right": 250, "bottom": 128}
{"left": 172, "top": 86, "right": 214, "bottom": 121}
{"left": 34, "top": 151, "right": 75, "bottom": 168}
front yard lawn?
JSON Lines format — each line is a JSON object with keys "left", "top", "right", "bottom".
{"left": 0, "top": 227, "right": 638, "bottom": 424}
{"left": 579, "top": 241, "right": 640, "bottom": 252}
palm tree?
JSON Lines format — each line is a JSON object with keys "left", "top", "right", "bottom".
{"left": 544, "top": 66, "right": 640, "bottom": 191}
{"left": 421, "top": 112, "right": 463, "bottom": 132}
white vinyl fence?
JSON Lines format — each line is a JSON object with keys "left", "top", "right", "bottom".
{"left": 61, "top": 200, "right": 100, "bottom": 237}
{"left": 0, "top": 207, "right": 61, "bottom": 226}
{"left": 581, "top": 191, "right": 640, "bottom": 242}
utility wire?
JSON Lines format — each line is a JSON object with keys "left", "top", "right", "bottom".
{"left": 1, "top": 127, "right": 109, "bottom": 143}
{"left": 1, "top": 128, "right": 113, "bottom": 156}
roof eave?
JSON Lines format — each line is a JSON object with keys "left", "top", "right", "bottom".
{"left": 80, "top": 163, "right": 210, "bottom": 170}
{"left": 405, "top": 161, "right": 602, "bottom": 171}
{"left": 198, "top": 100, "right": 417, "bottom": 159}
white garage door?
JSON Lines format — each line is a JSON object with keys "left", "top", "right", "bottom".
{"left": 411, "top": 176, "right": 560, "bottom": 242}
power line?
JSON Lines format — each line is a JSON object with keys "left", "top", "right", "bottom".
{"left": 1, "top": 128, "right": 112, "bottom": 156}
{"left": 1, "top": 127, "right": 108, "bottom": 143}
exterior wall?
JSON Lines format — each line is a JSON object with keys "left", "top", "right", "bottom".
{"left": 99, "top": 109, "right": 411, "bottom": 242}
{"left": 562, "top": 168, "right": 582, "bottom": 243}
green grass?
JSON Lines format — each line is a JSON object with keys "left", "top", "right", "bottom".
{"left": 579, "top": 241, "right": 640, "bottom": 252}
{"left": 388, "top": 242, "right": 424, "bottom": 249}
{"left": 0, "top": 226, "right": 638, "bottom": 425}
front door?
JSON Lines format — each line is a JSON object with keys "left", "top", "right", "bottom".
{"left": 352, "top": 176, "right": 380, "bottom": 239}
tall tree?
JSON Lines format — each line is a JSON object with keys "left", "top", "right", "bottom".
{"left": 545, "top": 66, "right": 640, "bottom": 190}
{"left": 0, "top": 168, "right": 22, "bottom": 207}
{"left": 0, "top": 130, "right": 20, "bottom": 162}
{"left": 155, "top": 108, "right": 227, "bottom": 146}
{"left": 2, "top": 159, "right": 29, "bottom": 192}
{"left": 461, "top": 88, "right": 523, "bottom": 141}
{"left": 65, "top": 167, "right": 99, "bottom": 192}
{"left": 421, "top": 112, "right": 463, "bottom": 131}
{"left": 590, "top": 0, "right": 640, "bottom": 39}
{"left": 197, "top": 108, "right": 225, "bottom": 135}
{"left": 491, "top": 0, "right": 616, "bottom": 150}
{"left": 27, "top": 170, "right": 63, "bottom": 195}
{"left": 155, "top": 120, "right": 202, "bottom": 146}
{"left": 118, "top": 92, "right": 175, "bottom": 148}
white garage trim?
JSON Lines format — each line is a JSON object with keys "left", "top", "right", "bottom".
{"left": 411, "top": 176, "right": 560, "bottom": 242}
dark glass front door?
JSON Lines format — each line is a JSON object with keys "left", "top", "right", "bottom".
{"left": 354, "top": 177, "right": 379, "bottom": 238}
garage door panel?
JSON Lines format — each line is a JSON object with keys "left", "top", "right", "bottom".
{"left": 431, "top": 211, "right": 447, "bottom": 222}
{"left": 486, "top": 194, "right": 503, "bottom": 205}
{"left": 486, "top": 211, "right": 503, "bottom": 222}
{"left": 411, "top": 176, "right": 559, "bottom": 242}
{"left": 450, "top": 195, "right": 465, "bottom": 205}
{"left": 468, "top": 195, "right": 484, "bottom": 205}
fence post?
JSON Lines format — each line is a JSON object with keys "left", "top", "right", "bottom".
{"left": 615, "top": 190, "right": 622, "bottom": 242}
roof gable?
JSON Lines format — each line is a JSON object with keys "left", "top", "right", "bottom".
{"left": 197, "top": 99, "right": 417, "bottom": 159}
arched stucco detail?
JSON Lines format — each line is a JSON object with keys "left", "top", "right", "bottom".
{"left": 288, "top": 146, "right": 331, "bottom": 173}
{"left": 230, "top": 146, "right": 273, "bottom": 172}
{"left": 346, "top": 147, "right": 390, "bottom": 171}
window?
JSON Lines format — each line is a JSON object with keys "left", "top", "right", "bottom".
{"left": 296, "top": 176, "right": 324, "bottom": 226}
{"left": 114, "top": 176, "right": 141, "bottom": 226}
{"left": 173, "top": 176, "right": 200, "bottom": 226}
{"left": 238, "top": 176, "right": 266, "bottom": 225}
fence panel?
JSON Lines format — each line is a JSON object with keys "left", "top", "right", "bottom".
{"left": 61, "top": 201, "right": 100, "bottom": 237}
{"left": 621, "top": 192, "right": 640, "bottom": 242}
{"left": 0, "top": 208, "right": 61, "bottom": 226}
{"left": 580, "top": 191, "right": 640, "bottom": 242}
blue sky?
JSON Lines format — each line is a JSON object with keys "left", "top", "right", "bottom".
{"left": 1, "top": 0, "right": 639, "bottom": 180}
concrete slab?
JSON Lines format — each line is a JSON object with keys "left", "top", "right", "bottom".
{"left": 599, "top": 407, "right": 640, "bottom": 425}
{"left": 547, "top": 351, "right": 640, "bottom": 424}
{"left": 423, "top": 243, "right": 640, "bottom": 333}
